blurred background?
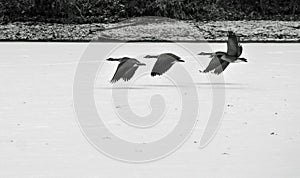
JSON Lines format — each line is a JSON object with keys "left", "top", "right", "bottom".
{"left": 1, "top": 0, "right": 299, "bottom": 24}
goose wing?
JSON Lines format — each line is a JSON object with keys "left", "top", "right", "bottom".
{"left": 227, "top": 32, "right": 239, "bottom": 56}
{"left": 164, "top": 53, "right": 181, "bottom": 60}
{"left": 237, "top": 45, "right": 243, "bottom": 57}
{"left": 151, "top": 54, "right": 176, "bottom": 76}
{"left": 122, "top": 66, "right": 139, "bottom": 81}
{"left": 110, "top": 59, "right": 135, "bottom": 83}
{"left": 200, "top": 55, "right": 223, "bottom": 73}
{"left": 213, "top": 61, "right": 230, "bottom": 75}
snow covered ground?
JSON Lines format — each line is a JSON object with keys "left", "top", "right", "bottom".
{"left": 0, "top": 42, "right": 299, "bottom": 177}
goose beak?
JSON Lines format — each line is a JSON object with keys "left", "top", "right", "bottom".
{"left": 138, "top": 63, "right": 146, "bottom": 66}
{"left": 177, "top": 59, "right": 185, "bottom": 62}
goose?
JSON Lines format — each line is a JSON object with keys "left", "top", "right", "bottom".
{"left": 107, "top": 57, "right": 146, "bottom": 83}
{"left": 144, "top": 53, "right": 185, "bottom": 76}
{"left": 198, "top": 31, "right": 247, "bottom": 74}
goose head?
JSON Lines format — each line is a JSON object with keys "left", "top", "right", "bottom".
{"left": 236, "top": 58, "right": 248, "bottom": 63}
{"left": 144, "top": 55, "right": 158, "bottom": 59}
{"left": 227, "top": 31, "right": 234, "bottom": 36}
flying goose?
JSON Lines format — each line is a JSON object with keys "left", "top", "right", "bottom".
{"left": 198, "top": 31, "right": 247, "bottom": 74}
{"left": 144, "top": 53, "right": 185, "bottom": 76}
{"left": 107, "top": 57, "right": 146, "bottom": 83}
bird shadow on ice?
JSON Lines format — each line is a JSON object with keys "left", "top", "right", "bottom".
{"left": 95, "top": 83, "right": 247, "bottom": 90}
{"left": 193, "top": 82, "right": 245, "bottom": 86}
{"left": 95, "top": 86, "right": 150, "bottom": 90}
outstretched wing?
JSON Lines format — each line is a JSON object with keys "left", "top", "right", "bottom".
{"left": 164, "top": 53, "right": 181, "bottom": 60}
{"left": 227, "top": 32, "right": 239, "bottom": 57}
{"left": 200, "top": 55, "right": 223, "bottom": 73}
{"left": 110, "top": 60, "right": 135, "bottom": 83}
{"left": 237, "top": 45, "right": 243, "bottom": 57}
{"left": 213, "top": 61, "right": 230, "bottom": 75}
{"left": 122, "top": 66, "right": 139, "bottom": 81}
{"left": 151, "top": 55, "right": 175, "bottom": 76}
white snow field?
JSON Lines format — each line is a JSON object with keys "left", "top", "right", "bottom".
{"left": 0, "top": 42, "right": 300, "bottom": 177}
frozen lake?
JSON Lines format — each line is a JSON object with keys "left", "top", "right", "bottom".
{"left": 0, "top": 42, "right": 300, "bottom": 177}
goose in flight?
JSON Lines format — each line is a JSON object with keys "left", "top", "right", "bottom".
{"left": 107, "top": 57, "right": 146, "bottom": 83}
{"left": 144, "top": 53, "right": 185, "bottom": 76}
{"left": 198, "top": 31, "right": 247, "bottom": 74}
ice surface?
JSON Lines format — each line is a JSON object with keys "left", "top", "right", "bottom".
{"left": 0, "top": 42, "right": 299, "bottom": 177}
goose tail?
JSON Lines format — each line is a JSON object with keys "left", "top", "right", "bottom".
{"left": 151, "top": 72, "right": 160, "bottom": 76}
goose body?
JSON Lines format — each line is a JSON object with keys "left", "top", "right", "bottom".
{"left": 144, "top": 53, "right": 185, "bottom": 76}
{"left": 198, "top": 31, "right": 247, "bottom": 74}
{"left": 107, "top": 57, "right": 146, "bottom": 83}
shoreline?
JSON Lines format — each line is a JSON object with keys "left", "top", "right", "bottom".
{"left": 0, "top": 18, "right": 299, "bottom": 42}
{"left": 0, "top": 40, "right": 299, "bottom": 43}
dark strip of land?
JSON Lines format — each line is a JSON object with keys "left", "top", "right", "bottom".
{"left": 0, "top": 18, "right": 299, "bottom": 42}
